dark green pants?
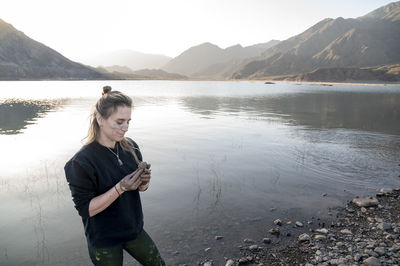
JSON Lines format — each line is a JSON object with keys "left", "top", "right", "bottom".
{"left": 88, "top": 229, "right": 165, "bottom": 266}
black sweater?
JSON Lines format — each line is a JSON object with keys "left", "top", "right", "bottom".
{"left": 64, "top": 138, "right": 144, "bottom": 248}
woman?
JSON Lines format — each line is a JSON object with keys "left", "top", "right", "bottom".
{"left": 64, "top": 86, "right": 165, "bottom": 266}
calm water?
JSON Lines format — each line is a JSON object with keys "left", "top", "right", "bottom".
{"left": 0, "top": 80, "right": 399, "bottom": 265}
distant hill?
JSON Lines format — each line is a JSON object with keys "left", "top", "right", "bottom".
{"left": 102, "top": 65, "right": 135, "bottom": 74}
{"left": 233, "top": 1, "right": 400, "bottom": 80}
{"left": 80, "top": 50, "right": 172, "bottom": 71}
{"left": 131, "top": 69, "right": 187, "bottom": 80}
{"left": 0, "top": 19, "right": 106, "bottom": 80}
{"left": 97, "top": 66, "right": 187, "bottom": 80}
{"left": 162, "top": 41, "right": 280, "bottom": 78}
{"left": 96, "top": 67, "right": 148, "bottom": 80}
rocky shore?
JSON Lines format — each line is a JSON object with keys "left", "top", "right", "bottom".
{"left": 199, "top": 188, "right": 400, "bottom": 266}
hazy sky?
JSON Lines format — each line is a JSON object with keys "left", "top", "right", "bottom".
{"left": 1, "top": 0, "right": 395, "bottom": 60}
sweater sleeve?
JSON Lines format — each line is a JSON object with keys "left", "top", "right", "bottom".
{"left": 64, "top": 159, "right": 97, "bottom": 219}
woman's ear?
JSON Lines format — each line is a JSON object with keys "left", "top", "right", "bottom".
{"left": 96, "top": 113, "right": 103, "bottom": 127}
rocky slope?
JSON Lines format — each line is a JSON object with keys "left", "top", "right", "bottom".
{"left": 233, "top": 1, "right": 400, "bottom": 80}
{"left": 0, "top": 19, "right": 106, "bottom": 80}
{"left": 291, "top": 64, "right": 400, "bottom": 82}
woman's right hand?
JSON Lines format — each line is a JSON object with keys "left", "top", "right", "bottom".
{"left": 119, "top": 168, "right": 144, "bottom": 191}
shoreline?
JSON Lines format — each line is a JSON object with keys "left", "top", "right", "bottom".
{"left": 198, "top": 188, "right": 400, "bottom": 266}
{"left": 0, "top": 79, "right": 399, "bottom": 86}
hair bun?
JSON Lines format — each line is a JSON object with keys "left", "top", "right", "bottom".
{"left": 102, "top": 86, "right": 112, "bottom": 96}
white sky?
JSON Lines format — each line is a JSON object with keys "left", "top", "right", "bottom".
{"left": 1, "top": 0, "right": 395, "bottom": 60}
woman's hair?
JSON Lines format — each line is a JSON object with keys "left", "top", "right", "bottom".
{"left": 85, "top": 86, "right": 140, "bottom": 164}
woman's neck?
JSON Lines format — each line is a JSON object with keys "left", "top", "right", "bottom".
{"left": 97, "top": 134, "right": 116, "bottom": 149}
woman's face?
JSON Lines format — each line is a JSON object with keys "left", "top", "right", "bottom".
{"left": 97, "top": 105, "right": 132, "bottom": 143}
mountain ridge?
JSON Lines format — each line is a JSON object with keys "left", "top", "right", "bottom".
{"left": 162, "top": 40, "right": 280, "bottom": 77}
{"left": 0, "top": 19, "right": 106, "bottom": 80}
{"left": 233, "top": 1, "right": 400, "bottom": 80}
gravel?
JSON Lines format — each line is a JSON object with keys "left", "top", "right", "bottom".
{"left": 210, "top": 188, "right": 400, "bottom": 265}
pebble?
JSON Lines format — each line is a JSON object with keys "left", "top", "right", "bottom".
{"left": 368, "top": 250, "right": 379, "bottom": 257}
{"left": 204, "top": 262, "right": 212, "bottom": 266}
{"left": 314, "top": 234, "right": 327, "bottom": 241}
{"left": 363, "top": 256, "right": 381, "bottom": 266}
{"left": 298, "top": 233, "right": 311, "bottom": 242}
{"left": 238, "top": 257, "right": 248, "bottom": 264}
{"left": 249, "top": 245, "right": 258, "bottom": 251}
{"left": 243, "top": 238, "right": 254, "bottom": 243}
{"left": 340, "top": 229, "right": 352, "bottom": 234}
{"left": 225, "top": 259, "right": 234, "bottom": 266}
{"left": 354, "top": 253, "right": 362, "bottom": 261}
{"left": 373, "top": 247, "right": 385, "bottom": 256}
{"left": 377, "top": 222, "right": 391, "bottom": 231}
{"left": 231, "top": 190, "right": 400, "bottom": 265}
{"left": 274, "top": 219, "right": 282, "bottom": 226}
{"left": 295, "top": 221, "right": 304, "bottom": 227}
{"left": 215, "top": 236, "right": 224, "bottom": 240}
{"left": 315, "top": 228, "right": 329, "bottom": 234}
{"left": 204, "top": 247, "right": 211, "bottom": 252}
{"left": 262, "top": 238, "right": 271, "bottom": 244}
{"left": 268, "top": 227, "right": 280, "bottom": 236}
{"left": 352, "top": 197, "right": 379, "bottom": 207}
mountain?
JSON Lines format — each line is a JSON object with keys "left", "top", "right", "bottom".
{"left": 0, "top": 19, "right": 106, "bottom": 80}
{"left": 80, "top": 50, "right": 172, "bottom": 71}
{"left": 233, "top": 1, "right": 400, "bottom": 79}
{"left": 162, "top": 40, "right": 280, "bottom": 78}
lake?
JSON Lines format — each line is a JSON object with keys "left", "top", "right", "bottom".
{"left": 0, "top": 80, "right": 399, "bottom": 265}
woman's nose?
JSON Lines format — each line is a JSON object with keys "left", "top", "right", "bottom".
{"left": 121, "top": 124, "right": 129, "bottom": 131}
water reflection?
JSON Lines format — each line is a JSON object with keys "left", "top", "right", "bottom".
{"left": 180, "top": 92, "right": 400, "bottom": 135}
{"left": 0, "top": 99, "right": 66, "bottom": 135}
{"left": 1, "top": 82, "right": 400, "bottom": 265}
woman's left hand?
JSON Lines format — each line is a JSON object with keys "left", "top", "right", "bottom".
{"left": 138, "top": 165, "right": 151, "bottom": 192}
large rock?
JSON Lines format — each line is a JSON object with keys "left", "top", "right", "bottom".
{"left": 352, "top": 197, "right": 379, "bottom": 207}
